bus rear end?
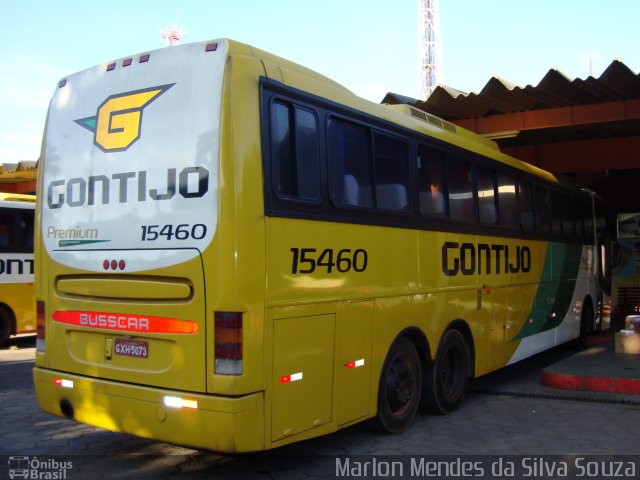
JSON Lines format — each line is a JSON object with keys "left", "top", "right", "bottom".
{"left": 33, "top": 39, "right": 265, "bottom": 452}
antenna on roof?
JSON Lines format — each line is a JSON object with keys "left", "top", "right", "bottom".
{"left": 160, "top": 14, "right": 185, "bottom": 47}
{"left": 580, "top": 49, "right": 602, "bottom": 77}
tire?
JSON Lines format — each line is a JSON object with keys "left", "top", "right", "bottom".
{"left": 371, "top": 337, "right": 422, "bottom": 433}
{"left": 0, "top": 308, "right": 12, "bottom": 348}
{"left": 421, "top": 329, "right": 469, "bottom": 414}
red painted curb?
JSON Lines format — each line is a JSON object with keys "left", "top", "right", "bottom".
{"left": 542, "top": 371, "right": 640, "bottom": 394}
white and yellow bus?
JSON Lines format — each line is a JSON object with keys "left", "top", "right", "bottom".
{"left": 0, "top": 193, "right": 36, "bottom": 346}
{"left": 33, "top": 39, "right": 609, "bottom": 452}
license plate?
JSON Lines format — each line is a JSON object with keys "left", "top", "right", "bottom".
{"left": 114, "top": 338, "right": 149, "bottom": 358}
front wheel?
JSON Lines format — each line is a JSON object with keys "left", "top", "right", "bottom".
{"left": 371, "top": 337, "right": 422, "bottom": 433}
{"left": 421, "top": 329, "right": 469, "bottom": 414}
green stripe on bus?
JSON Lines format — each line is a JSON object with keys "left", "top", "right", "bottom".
{"left": 513, "top": 243, "right": 583, "bottom": 340}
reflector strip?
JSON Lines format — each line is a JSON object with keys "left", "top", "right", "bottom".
{"left": 53, "top": 378, "right": 74, "bottom": 388}
{"left": 280, "top": 372, "right": 303, "bottom": 384}
{"left": 52, "top": 310, "right": 199, "bottom": 334}
{"left": 163, "top": 396, "right": 198, "bottom": 409}
{"left": 346, "top": 359, "right": 365, "bottom": 369}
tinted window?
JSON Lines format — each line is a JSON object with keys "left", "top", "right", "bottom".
{"left": 535, "top": 186, "right": 550, "bottom": 232}
{"left": 519, "top": 180, "right": 535, "bottom": 230}
{"left": 573, "top": 199, "right": 584, "bottom": 238}
{"left": 20, "top": 211, "right": 34, "bottom": 249}
{"left": 0, "top": 212, "right": 14, "bottom": 248}
{"left": 550, "top": 190, "right": 563, "bottom": 234}
{"left": 329, "top": 119, "right": 372, "bottom": 208}
{"left": 497, "top": 174, "right": 518, "bottom": 227}
{"left": 373, "top": 134, "right": 410, "bottom": 211}
{"left": 583, "top": 199, "right": 594, "bottom": 241}
{"left": 417, "top": 146, "right": 446, "bottom": 217}
{"left": 477, "top": 165, "right": 497, "bottom": 225}
{"left": 270, "top": 101, "right": 320, "bottom": 201}
{"left": 448, "top": 158, "right": 474, "bottom": 221}
{"left": 562, "top": 194, "right": 575, "bottom": 236}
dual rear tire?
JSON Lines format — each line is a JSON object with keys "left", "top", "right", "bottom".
{"left": 373, "top": 329, "right": 469, "bottom": 433}
{"left": 421, "top": 329, "right": 469, "bottom": 414}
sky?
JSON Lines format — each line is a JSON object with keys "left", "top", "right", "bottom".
{"left": 1, "top": 0, "right": 639, "bottom": 162}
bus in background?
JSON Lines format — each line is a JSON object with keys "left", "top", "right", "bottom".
{"left": 33, "top": 39, "right": 609, "bottom": 452}
{"left": 0, "top": 193, "right": 35, "bottom": 347}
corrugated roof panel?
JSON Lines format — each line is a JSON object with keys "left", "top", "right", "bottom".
{"left": 384, "top": 60, "right": 640, "bottom": 120}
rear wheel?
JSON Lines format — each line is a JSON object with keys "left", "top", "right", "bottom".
{"left": 371, "top": 337, "right": 422, "bottom": 433}
{"left": 0, "top": 308, "right": 12, "bottom": 348}
{"left": 421, "top": 329, "right": 469, "bottom": 414}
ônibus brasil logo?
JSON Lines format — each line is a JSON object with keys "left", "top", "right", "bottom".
{"left": 74, "top": 84, "right": 174, "bottom": 152}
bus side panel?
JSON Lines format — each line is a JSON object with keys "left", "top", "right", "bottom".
{"left": 335, "top": 300, "right": 373, "bottom": 426}
{"left": 265, "top": 217, "right": 420, "bottom": 305}
{"left": 271, "top": 311, "right": 335, "bottom": 442}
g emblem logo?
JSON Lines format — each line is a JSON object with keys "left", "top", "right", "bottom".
{"left": 75, "top": 84, "right": 174, "bottom": 152}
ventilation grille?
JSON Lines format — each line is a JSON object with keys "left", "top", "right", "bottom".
{"left": 407, "top": 105, "right": 457, "bottom": 133}
{"left": 476, "top": 289, "right": 483, "bottom": 311}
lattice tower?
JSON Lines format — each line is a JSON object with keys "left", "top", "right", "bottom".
{"left": 418, "top": 0, "right": 443, "bottom": 99}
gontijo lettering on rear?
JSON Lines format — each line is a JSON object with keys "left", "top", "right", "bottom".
{"left": 40, "top": 41, "right": 223, "bottom": 272}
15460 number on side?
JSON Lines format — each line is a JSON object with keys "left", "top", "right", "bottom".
{"left": 290, "top": 248, "right": 368, "bottom": 274}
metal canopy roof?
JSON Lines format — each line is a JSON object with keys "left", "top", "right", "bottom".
{"left": 382, "top": 60, "right": 640, "bottom": 148}
{"left": 384, "top": 59, "right": 640, "bottom": 118}
{"left": 0, "top": 160, "right": 38, "bottom": 182}
{"left": 383, "top": 60, "right": 640, "bottom": 217}
{"left": 0, "top": 160, "right": 38, "bottom": 193}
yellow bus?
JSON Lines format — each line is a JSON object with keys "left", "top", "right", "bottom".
{"left": 0, "top": 192, "right": 36, "bottom": 347}
{"left": 33, "top": 39, "right": 609, "bottom": 452}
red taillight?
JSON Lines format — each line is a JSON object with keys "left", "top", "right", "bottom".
{"left": 36, "top": 301, "right": 45, "bottom": 352}
{"left": 214, "top": 312, "right": 243, "bottom": 375}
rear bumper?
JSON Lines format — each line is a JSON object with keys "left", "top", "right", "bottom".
{"left": 33, "top": 367, "right": 264, "bottom": 453}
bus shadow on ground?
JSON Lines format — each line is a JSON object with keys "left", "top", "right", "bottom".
{"left": 1, "top": 334, "right": 36, "bottom": 350}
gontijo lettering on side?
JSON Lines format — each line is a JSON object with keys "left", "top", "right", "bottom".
{"left": 442, "top": 242, "right": 532, "bottom": 276}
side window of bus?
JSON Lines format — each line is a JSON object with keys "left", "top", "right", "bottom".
{"left": 561, "top": 194, "right": 575, "bottom": 236}
{"left": 573, "top": 198, "right": 585, "bottom": 238}
{"left": 270, "top": 101, "right": 320, "bottom": 201}
{"left": 477, "top": 165, "right": 497, "bottom": 225}
{"left": 518, "top": 179, "right": 535, "bottom": 231}
{"left": 0, "top": 212, "right": 14, "bottom": 248}
{"left": 583, "top": 199, "right": 594, "bottom": 242}
{"left": 550, "top": 190, "right": 563, "bottom": 234}
{"left": 20, "top": 211, "right": 34, "bottom": 249}
{"left": 417, "top": 145, "right": 446, "bottom": 217}
{"left": 497, "top": 173, "right": 518, "bottom": 227}
{"left": 535, "top": 186, "right": 551, "bottom": 232}
{"left": 373, "top": 133, "right": 410, "bottom": 211}
{"left": 328, "top": 118, "right": 373, "bottom": 208}
{"left": 447, "top": 157, "right": 474, "bottom": 222}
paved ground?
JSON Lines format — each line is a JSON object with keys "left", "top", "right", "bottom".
{"left": 1, "top": 335, "right": 639, "bottom": 479}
